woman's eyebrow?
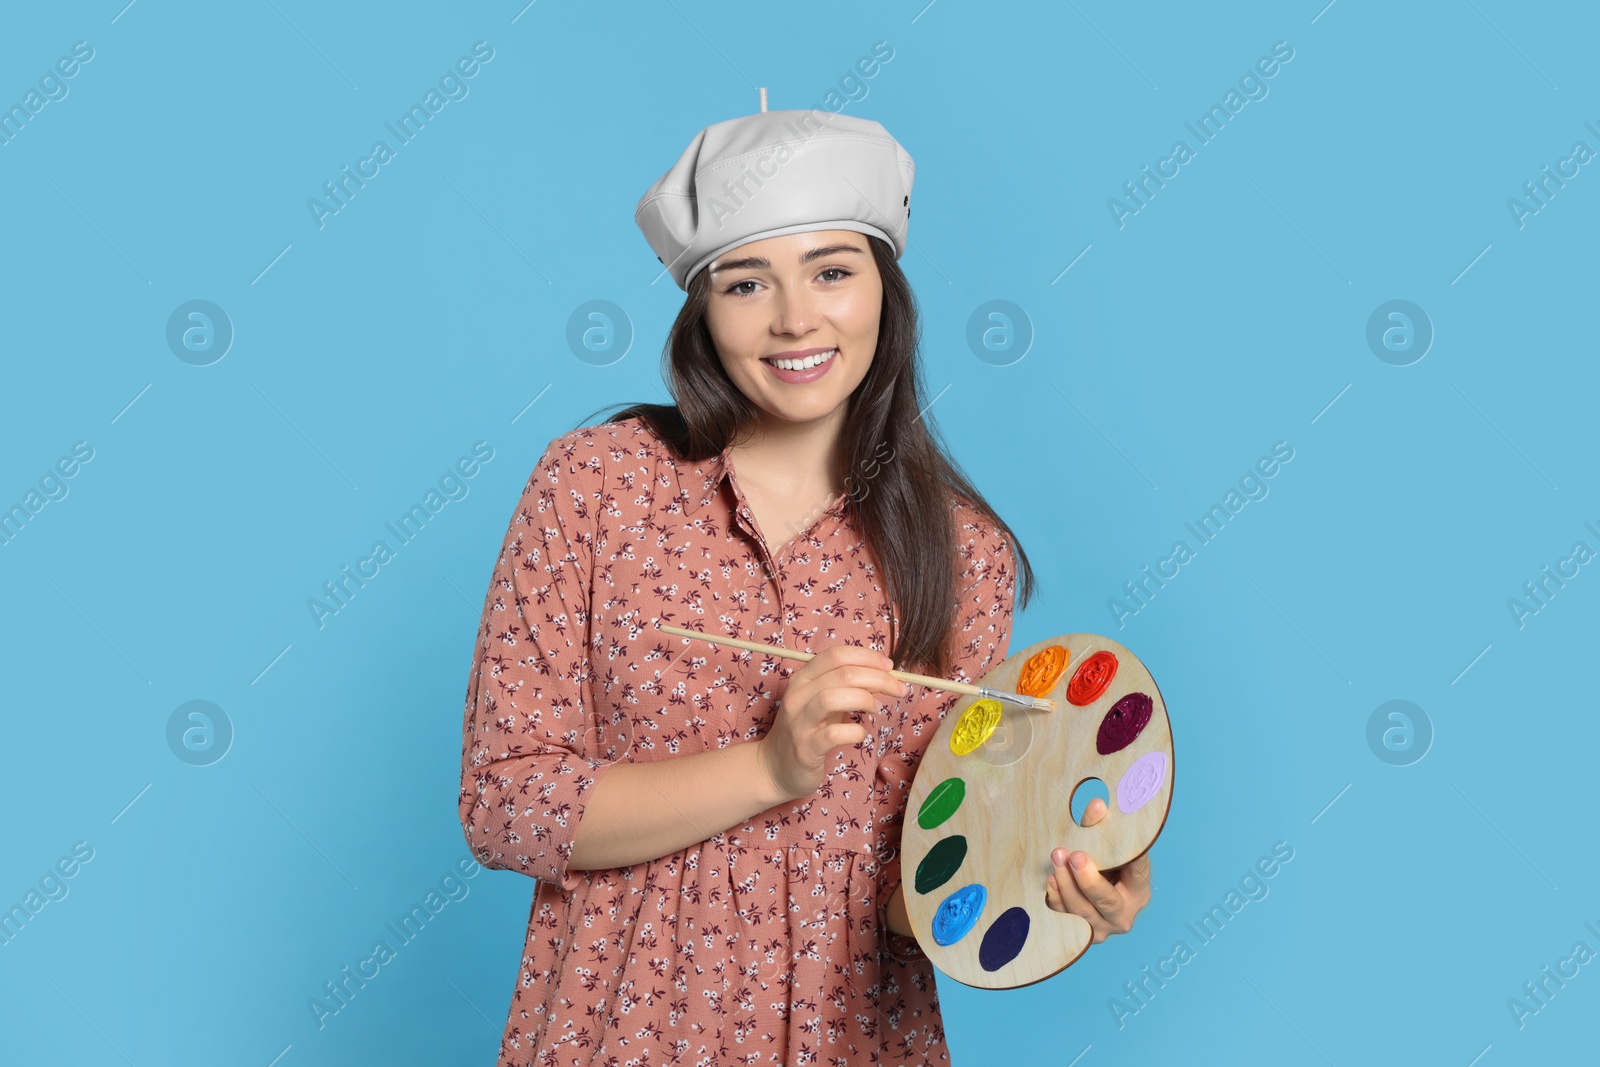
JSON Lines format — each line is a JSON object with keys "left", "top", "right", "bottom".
{"left": 710, "top": 244, "right": 866, "bottom": 274}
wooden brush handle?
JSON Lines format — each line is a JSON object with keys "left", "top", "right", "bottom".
{"left": 656, "top": 623, "right": 985, "bottom": 699}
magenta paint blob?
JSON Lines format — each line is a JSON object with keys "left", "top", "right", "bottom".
{"left": 1096, "top": 692, "right": 1153, "bottom": 755}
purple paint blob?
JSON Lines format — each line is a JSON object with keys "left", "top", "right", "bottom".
{"left": 1096, "top": 692, "right": 1153, "bottom": 755}
{"left": 1117, "top": 751, "right": 1168, "bottom": 814}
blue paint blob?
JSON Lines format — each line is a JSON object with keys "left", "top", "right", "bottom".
{"left": 931, "top": 884, "right": 987, "bottom": 947}
{"left": 979, "top": 906, "right": 1031, "bottom": 971}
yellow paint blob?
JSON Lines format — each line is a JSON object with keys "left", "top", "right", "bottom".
{"left": 950, "top": 698, "right": 1004, "bottom": 755}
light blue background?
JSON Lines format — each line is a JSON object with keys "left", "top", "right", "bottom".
{"left": 2, "top": 1, "right": 1595, "bottom": 1064}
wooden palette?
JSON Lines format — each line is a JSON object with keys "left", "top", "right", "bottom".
{"left": 901, "top": 632, "right": 1173, "bottom": 989}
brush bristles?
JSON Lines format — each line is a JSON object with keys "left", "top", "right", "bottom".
{"left": 987, "top": 689, "right": 1056, "bottom": 711}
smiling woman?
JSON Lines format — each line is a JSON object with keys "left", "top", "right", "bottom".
{"left": 605, "top": 224, "right": 1028, "bottom": 674}
{"left": 457, "top": 106, "right": 1144, "bottom": 1067}
{"left": 703, "top": 232, "right": 882, "bottom": 445}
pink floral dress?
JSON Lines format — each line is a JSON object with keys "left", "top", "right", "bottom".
{"left": 459, "top": 416, "right": 1018, "bottom": 1065}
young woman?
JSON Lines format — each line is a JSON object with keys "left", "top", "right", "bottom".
{"left": 460, "top": 111, "right": 1151, "bottom": 1066}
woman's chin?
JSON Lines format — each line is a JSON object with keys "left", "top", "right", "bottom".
{"left": 754, "top": 396, "right": 849, "bottom": 427}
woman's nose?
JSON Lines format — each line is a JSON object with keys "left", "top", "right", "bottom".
{"left": 773, "top": 289, "right": 817, "bottom": 335}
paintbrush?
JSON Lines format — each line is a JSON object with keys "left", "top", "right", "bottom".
{"left": 656, "top": 623, "right": 1056, "bottom": 711}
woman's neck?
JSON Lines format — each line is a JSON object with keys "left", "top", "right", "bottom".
{"left": 727, "top": 407, "right": 848, "bottom": 503}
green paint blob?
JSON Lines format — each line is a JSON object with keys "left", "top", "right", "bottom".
{"left": 914, "top": 835, "right": 968, "bottom": 895}
{"left": 917, "top": 777, "right": 966, "bottom": 830}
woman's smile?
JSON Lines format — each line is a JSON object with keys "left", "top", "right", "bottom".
{"left": 761, "top": 346, "right": 838, "bottom": 383}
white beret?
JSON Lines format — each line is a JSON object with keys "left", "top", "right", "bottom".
{"left": 635, "top": 108, "right": 915, "bottom": 291}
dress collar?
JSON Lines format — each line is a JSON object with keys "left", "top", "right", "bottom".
{"left": 678, "top": 444, "right": 735, "bottom": 517}
{"left": 676, "top": 440, "right": 853, "bottom": 528}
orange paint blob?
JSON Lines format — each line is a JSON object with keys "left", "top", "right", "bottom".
{"left": 1066, "top": 650, "right": 1119, "bottom": 706}
{"left": 1017, "top": 645, "right": 1069, "bottom": 697}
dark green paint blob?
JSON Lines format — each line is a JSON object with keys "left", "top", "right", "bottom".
{"left": 914, "top": 835, "right": 968, "bottom": 895}
{"left": 917, "top": 777, "right": 966, "bottom": 830}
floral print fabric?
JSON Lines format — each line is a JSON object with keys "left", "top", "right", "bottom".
{"left": 459, "top": 416, "right": 1018, "bottom": 1065}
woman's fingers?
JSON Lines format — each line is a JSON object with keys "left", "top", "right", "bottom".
{"left": 1119, "top": 851, "right": 1153, "bottom": 896}
{"left": 1080, "top": 796, "right": 1108, "bottom": 826}
{"left": 1043, "top": 794, "right": 1155, "bottom": 940}
{"left": 792, "top": 654, "right": 904, "bottom": 743}
{"left": 813, "top": 695, "right": 873, "bottom": 755}
{"left": 1044, "top": 873, "right": 1068, "bottom": 914}
{"left": 765, "top": 644, "right": 899, "bottom": 800}
{"left": 1046, "top": 853, "right": 1104, "bottom": 929}
{"left": 808, "top": 687, "right": 879, "bottom": 733}
{"left": 803, "top": 643, "right": 895, "bottom": 677}
{"left": 1068, "top": 855, "right": 1128, "bottom": 927}
{"left": 1045, "top": 848, "right": 1139, "bottom": 942}
{"left": 821, "top": 721, "right": 868, "bottom": 750}
{"left": 800, "top": 648, "right": 904, "bottom": 699}
{"left": 818, "top": 663, "right": 907, "bottom": 702}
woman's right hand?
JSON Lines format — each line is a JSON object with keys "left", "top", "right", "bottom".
{"left": 756, "top": 644, "right": 908, "bottom": 803}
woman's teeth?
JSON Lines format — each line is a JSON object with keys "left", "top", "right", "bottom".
{"left": 769, "top": 348, "right": 836, "bottom": 371}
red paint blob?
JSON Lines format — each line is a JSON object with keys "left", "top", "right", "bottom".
{"left": 1067, "top": 651, "right": 1118, "bottom": 706}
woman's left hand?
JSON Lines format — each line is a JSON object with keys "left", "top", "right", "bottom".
{"left": 1044, "top": 797, "right": 1153, "bottom": 943}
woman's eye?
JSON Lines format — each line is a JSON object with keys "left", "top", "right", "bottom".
{"left": 725, "top": 268, "right": 851, "bottom": 296}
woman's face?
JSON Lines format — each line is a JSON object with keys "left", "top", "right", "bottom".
{"left": 702, "top": 229, "right": 883, "bottom": 430}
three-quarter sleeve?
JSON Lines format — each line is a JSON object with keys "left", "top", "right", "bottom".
{"left": 878, "top": 505, "right": 1020, "bottom": 962}
{"left": 459, "top": 436, "right": 615, "bottom": 892}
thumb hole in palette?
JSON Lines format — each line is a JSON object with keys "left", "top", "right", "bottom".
{"left": 1069, "top": 777, "right": 1110, "bottom": 824}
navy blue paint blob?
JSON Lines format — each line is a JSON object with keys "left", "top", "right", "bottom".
{"left": 978, "top": 906, "right": 1031, "bottom": 971}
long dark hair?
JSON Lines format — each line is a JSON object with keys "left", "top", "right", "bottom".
{"left": 577, "top": 235, "right": 1036, "bottom": 677}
